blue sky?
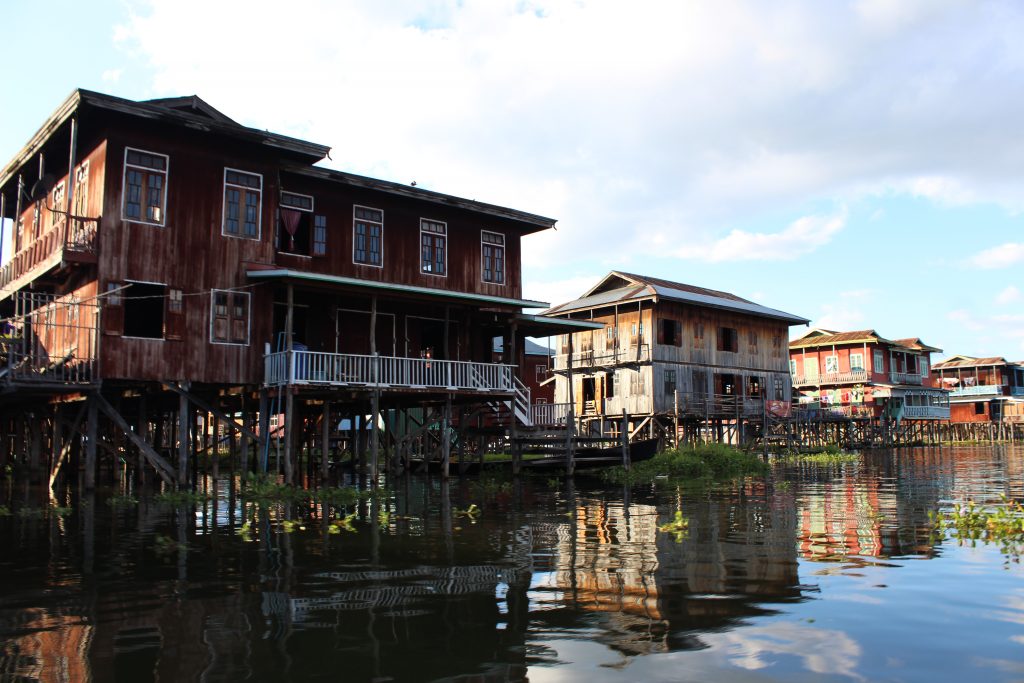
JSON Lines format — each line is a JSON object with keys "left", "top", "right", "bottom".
{"left": 2, "top": 0, "right": 1023, "bottom": 359}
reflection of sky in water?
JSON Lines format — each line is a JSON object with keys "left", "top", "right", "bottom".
{"left": 2, "top": 446, "right": 1024, "bottom": 682}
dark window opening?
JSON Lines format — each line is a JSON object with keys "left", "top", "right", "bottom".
{"left": 659, "top": 319, "right": 680, "bottom": 346}
{"left": 605, "top": 372, "right": 615, "bottom": 398}
{"left": 717, "top": 327, "right": 738, "bottom": 353}
{"left": 278, "top": 210, "right": 312, "bottom": 255}
{"left": 748, "top": 376, "right": 762, "bottom": 397}
{"left": 664, "top": 369, "right": 677, "bottom": 396}
{"left": 123, "top": 282, "right": 165, "bottom": 339}
{"left": 975, "top": 401, "right": 986, "bottom": 415}
{"left": 715, "top": 372, "right": 737, "bottom": 396}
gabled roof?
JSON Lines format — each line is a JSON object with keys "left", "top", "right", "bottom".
{"left": 790, "top": 329, "right": 942, "bottom": 353}
{"left": 1, "top": 89, "right": 331, "bottom": 192}
{"left": 933, "top": 355, "right": 1018, "bottom": 370}
{"left": 543, "top": 271, "right": 808, "bottom": 324}
{"left": 288, "top": 166, "right": 556, "bottom": 232}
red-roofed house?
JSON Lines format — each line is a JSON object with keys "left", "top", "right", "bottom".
{"left": 789, "top": 329, "right": 949, "bottom": 420}
{"left": 931, "top": 355, "right": 1024, "bottom": 423}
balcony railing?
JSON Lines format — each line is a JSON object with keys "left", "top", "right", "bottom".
{"left": 1012, "top": 387, "right": 1024, "bottom": 397}
{"left": 889, "top": 371, "right": 924, "bottom": 385}
{"left": 531, "top": 402, "right": 571, "bottom": 426}
{"left": 949, "top": 384, "right": 1001, "bottom": 397}
{"left": 265, "top": 350, "right": 514, "bottom": 392}
{"left": 792, "top": 370, "right": 869, "bottom": 386}
{"left": 903, "top": 406, "right": 950, "bottom": 419}
{"left": 553, "top": 344, "right": 650, "bottom": 370}
{"left": 0, "top": 217, "right": 99, "bottom": 293}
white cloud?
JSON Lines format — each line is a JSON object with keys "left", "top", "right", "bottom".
{"left": 969, "top": 243, "right": 1024, "bottom": 269}
{"left": 947, "top": 309, "right": 984, "bottom": 331}
{"left": 110, "top": 0, "right": 1024, "bottom": 268}
{"left": 523, "top": 273, "right": 604, "bottom": 311}
{"left": 675, "top": 209, "right": 847, "bottom": 262}
{"left": 996, "top": 285, "right": 1022, "bottom": 305}
{"left": 101, "top": 68, "right": 123, "bottom": 83}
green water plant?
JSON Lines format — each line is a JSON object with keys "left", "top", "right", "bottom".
{"left": 603, "top": 444, "right": 767, "bottom": 486}
{"left": 658, "top": 510, "right": 690, "bottom": 543}
{"left": 454, "top": 503, "right": 481, "bottom": 519}
{"left": 0, "top": 505, "right": 9, "bottom": 517}
{"left": 930, "top": 496, "right": 1024, "bottom": 563}
{"left": 107, "top": 494, "right": 139, "bottom": 507}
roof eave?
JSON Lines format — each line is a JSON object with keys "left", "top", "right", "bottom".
{"left": 0, "top": 89, "right": 82, "bottom": 192}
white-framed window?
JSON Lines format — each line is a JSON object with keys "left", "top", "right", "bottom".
{"left": 481, "top": 231, "right": 505, "bottom": 284}
{"left": 50, "top": 182, "right": 65, "bottom": 227}
{"left": 804, "top": 357, "right": 818, "bottom": 379}
{"left": 850, "top": 353, "right": 864, "bottom": 372}
{"left": 277, "top": 191, "right": 314, "bottom": 255}
{"left": 789, "top": 359, "right": 797, "bottom": 376}
{"left": 664, "top": 368, "right": 677, "bottom": 396}
{"left": 313, "top": 215, "right": 327, "bottom": 256}
{"left": 873, "top": 350, "right": 884, "bottom": 374}
{"left": 919, "top": 357, "right": 929, "bottom": 376}
{"left": 210, "top": 289, "right": 251, "bottom": 345}
{"left": 825, "top": 355, "right": 839, "bottom": 373}
{"left": 535, "top": 364, "right": 548, "bottom": 381}
{"left": 421, "top": 219, "right": 447, "bottom": 276}
{"left": 353, "top": 206, "right": 383, "bottom": 266}
{"left": 122, "top": 147, "right": 168, "bottom": 226}
{"left": 222, "top": 168, "right": 262, "bottom": 239}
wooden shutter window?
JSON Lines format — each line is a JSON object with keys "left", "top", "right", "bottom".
{"left": 166, "top": 288, "right": 185, "bottom": 340}
{"left": 230, "top": 293, "right": 249, "bottom": 344}
{"left": 212, "top": 291, "right": 230, "bottom": 342}
{"left": 102, "top": 282, "right": 124, "bottom": 336}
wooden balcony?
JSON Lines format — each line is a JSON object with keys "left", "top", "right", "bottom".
{"left": 553, "top": 344, "right": 650, "bottom": 371}
{"left": 792, "top": 370, "right": 869, "bottom": 387}
{"left": 889, "top": 371, "right": 924, "bottom": 385}
{"left": 903, "top": 406, "right": 950, "bottom": 419}
{"left": 265, "top": 350, "right": 515, "bottom": 393}
{"left": 0, "top": 218, "right": 99, "bottom": 297}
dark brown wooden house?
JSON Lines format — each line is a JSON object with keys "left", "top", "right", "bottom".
{"left": 0, "top": 89, "right": 577, "bottom": 487}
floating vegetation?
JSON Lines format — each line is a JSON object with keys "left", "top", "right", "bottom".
{"left": 778, "top": 445, "right": 859, "bottom": 464}
{"left": 471, "top": 477, "right": 513, "bottom": 499}
{"left": 154, "top": 490, "right": 211, "bottom": 506}
{"left": 658, "top": 510, "right": 689, "bottom": 542}
{"left": 603, "top": 444, "right": 767, "bottom": 486}
{"left": 454, "top": 504, "right": 481, "bottom": 519}
{"left": 0, "top": 506, "right": 10, "bottom": 517}
{"left": 107, "top": 494, "right": 139, "bottom": 507}
{"left": 930, "top": 497, "right": 1024, "bottom": 563}
{"left": 236, "top": 521, "right": 255, "bottom": 541}
{"left": 240, "top": 473, "right": 368, "bottom": 508}
{"left": 279, "top": 519, "right": 305, "bottom": 533}
{"left": 153, "top": 533, "right": 185, "bottom": 555}
{"left": 330, "top": 512, "right": 359, "bottom": 534}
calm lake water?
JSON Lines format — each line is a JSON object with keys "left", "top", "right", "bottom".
{"left": 1, "top": 445, "right": 1023, "bottom": 682}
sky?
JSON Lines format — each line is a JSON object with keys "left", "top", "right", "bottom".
{"left": 1, "top": 0, "right": 1023, "bottom": 359}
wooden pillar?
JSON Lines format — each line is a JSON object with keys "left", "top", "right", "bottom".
{"left": 370, "top": 294, "right": 379, "bottom": 482}
{"left": 321, "top": 401, "right": 330, "bottom": 484}
{"left": 137, "top": 395, "right": 148, "bottom": 488}
{"left": 50, "top": 404, "right": 64, "bottom": 486}
{"left": 441, "top": 393, "right": 452, "bottom": 479}
{"left": 212, "top": 414, "right": 220, "bottom": 483}
{"left": 621, "top": 412, "right": 629, "bottom": 470}
{"left": 85, "top": 396, "right": 98, "bottom": 490}
{"left": 177, "top": 386, "right": 189, "bottom": 488}
{"left": 284, "top": 284, "right": 295, "bottom": 484}
{"left": 257, "top": 390, "right": 270, "bottom": 473}
{"left": 565, "top": 333, "right": 575, "bottom": 475}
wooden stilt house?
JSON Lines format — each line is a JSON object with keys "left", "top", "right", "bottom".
{"left": 0, "top": 89, "right": 581, "bottom": 487}
{"left": 543, "top": 272, "right": 808, "bottom": 443}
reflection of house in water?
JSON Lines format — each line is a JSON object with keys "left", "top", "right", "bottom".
{"left": 541, "top": 493, "right": 801, "bottom": 655}
{"left": 1, "top": 611, "right": 92, "bottom": 683}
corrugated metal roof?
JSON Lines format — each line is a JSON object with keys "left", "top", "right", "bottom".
{"left": 542, "top": 272, "right": 808, "bottom": 324}
{"left": 933, "top": 356, "right": 1016, "bottom": 369}
{"left": 247, "top": 269, "right": 548, "bottom": 308}
{"left": 790, "top": 330, "right": 942, "bottom": 353}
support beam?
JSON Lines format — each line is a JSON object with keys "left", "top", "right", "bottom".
{"left": 96, "top": 394, "right": 177, "bottom": 485}
{"left": 49, "top": 402, "right": 87, "bottom": 492}
{"left": 85, "top": 397, "right": 98, "bottom": 489}
{"left": 178, "top": 386, "right": 190, "bottom": 486}
{"left": 160, "top": 382, "right": 260, "bottom": 442}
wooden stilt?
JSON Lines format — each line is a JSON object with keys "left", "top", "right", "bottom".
{"left": 85, "top": 396, "right": 98, "bottom": 490}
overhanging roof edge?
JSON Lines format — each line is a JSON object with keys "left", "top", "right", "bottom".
{"left": 247, "top": 269, "right": 548, "bottom": 308}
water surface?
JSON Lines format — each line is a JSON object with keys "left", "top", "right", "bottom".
{"left": 1, "top": 445, "right": 1022, "bottom": 682}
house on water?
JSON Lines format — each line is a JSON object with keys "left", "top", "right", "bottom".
{"left": 542, "top": 271, "right": 808, "bottom": 441}
{"left": 789, "top": 329, "right": 950, "bottom": 421}
{"left": 931, "top": 355, "right": 1024, "bottom": 424}
{"left": 0, "top": 89, "right": 588, "bottom": 486}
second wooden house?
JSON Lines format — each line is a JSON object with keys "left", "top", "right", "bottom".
{"left": 542, "top": 272, "right": 808, "bottom": 440}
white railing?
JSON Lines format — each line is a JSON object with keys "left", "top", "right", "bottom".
{"left": 513, "top": 376, "right": 532, "bottom": 426}
{"left": 552, "top": 344, "right": 650, "bottom": 370}
{"left": 265, "top": 351, "right": 514, "bottom": 392}
{"left": 889, "top": 372, "right": 924, "bottom": 385}
{"left": 792, "top": 370, "right": 869, "bottom": 386}
{"left": 903, "top": 406, "right": 950, "bottom": 419}
{"left": 1012, "top": 387, "right": 1024, "bottom": 397}
{"left": 949, "top": 384, "right": 1001, "bottom": 397}
{"left": 531, "top": 402, "right": 571, "bottom": 426}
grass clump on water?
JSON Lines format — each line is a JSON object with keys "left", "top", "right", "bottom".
{"left": 603, "top": 443, "right": 767, "bottom": 485}
{"left": 778, "top": 445, "right": 859, "bottom": 464}
{"left": 930, "top": 496, "right": 1024, "bottom": 563}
